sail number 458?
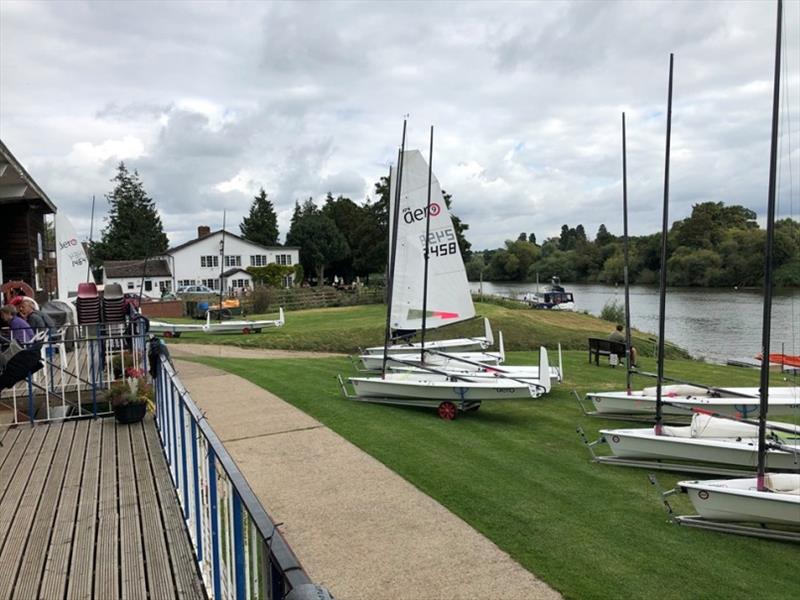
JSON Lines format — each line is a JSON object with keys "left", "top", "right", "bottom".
{"left": 429, "top": 242, "right": 458, "bottom": 257}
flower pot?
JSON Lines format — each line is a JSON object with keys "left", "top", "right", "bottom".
{"left": 113, "top": 403, "right": 147, "bottom": 424}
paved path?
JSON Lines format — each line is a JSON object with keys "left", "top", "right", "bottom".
{"left": 168, "top": 343, "right": 344, "bottom": 360}
{"left": 174, "top": 359, "right": 560, "bottom": 600}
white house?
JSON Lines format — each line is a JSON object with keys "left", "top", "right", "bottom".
{"left": 167, "top": 227, "right": 299, "bottom": 291}
{"left": 103, "top": 258, "right": 173, "bottom": 297}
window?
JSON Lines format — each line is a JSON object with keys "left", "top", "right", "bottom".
{"left": 230, "top": 278, "right": 250, "bottom": 289}
{"left": 127, "top": 282, "right": 135, "bottom": 290}
{"left": 144, "top": 280, "right": 152, "bottom": 292}
{"left": 275, "top": 254, "right": 292, "bottom": 266}
{"left": 225, "top": 255, "right": 241, "bottom": 267}
{"left": 250, "top": 255, "right": 267, "bottom": 267}
{"left": 178, "top": 279, "right": 195, "bottom": 288}
{"left": 201, "top": 279, "right": 219, "bottom": 290}
{"left": 201, "top": 255, "right": 219, "bottom": 268}
{"left": 159, "top": 281, "right": 172, "bottom": 292}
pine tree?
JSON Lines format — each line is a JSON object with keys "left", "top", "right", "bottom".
{"left": 91, "top": 162, "right": 168, "bottom": 262}
{"left": 240, "top": 188, "right": 279, "bottom": 246}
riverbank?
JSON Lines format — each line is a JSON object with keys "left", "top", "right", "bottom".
{"left": 471, "top": 281, "right": 800, "bottom": 364}
{"left": 161, "top": 302, "right": 690, "bottom": 359}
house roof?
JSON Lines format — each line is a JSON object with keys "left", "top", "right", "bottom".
{"left": 222, "top": 267, "right": 251, "bottom": 278}
{"left": 0, "top": 139, "right": 56, "bottom": 213}
{"left": 104, "top": 258, "right": 172, "bottom": 278}
{"left": 167, "top": 229, "right": 300, "bottom": 254}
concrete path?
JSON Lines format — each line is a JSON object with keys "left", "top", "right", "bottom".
{"left": 174, "top": 359, "right": 560, "bottom": 600}
{"left": 168, "top": 343, "right": 344, "bottom": 360}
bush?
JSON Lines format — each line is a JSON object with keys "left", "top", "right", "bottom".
{"left": 251, "top": 285, "right": 271, "bottom": 313}
{"left": 600, "top": 299, "right": 625, "bottom": 323}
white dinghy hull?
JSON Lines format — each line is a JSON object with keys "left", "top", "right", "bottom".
{"left": 601, "top": 427, "right": 799, "bottom": 471}
{"left": 150, "top": 308, "right": 285, "bottom": 336}
{"left": 348, "top": 373, "right": 539, "bottom": 402}
{"left": 680, "top": 474, "right": 800, "bottom": 525}
{"left": 364, "top": 318, "right": 494, "bottom": 355}
{"left": 588, "top": 386, "right": 800, "bottom": 417}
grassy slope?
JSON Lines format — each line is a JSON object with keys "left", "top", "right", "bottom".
{"left": 184, "top": 349, "right": 799, "bottom": 600}
{"left": 166, "top": 302, "right": 688, "bottom": 357}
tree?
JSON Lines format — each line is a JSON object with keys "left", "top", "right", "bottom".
{"left": 240, "top": 188, "right": 279, "bottom": 246}
{"left": 286, "top": 206, "right": 348, "bottom": 284}
{"left": 91, "top": 162, "right": 168, "bottom": 262}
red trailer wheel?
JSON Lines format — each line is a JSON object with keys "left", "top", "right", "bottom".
{"left": 164, "top": 331, "right": 174, "bottom": 338}
{"left": 437, "top": 401, "right": 457, "bottom": 420}
{"left": 242, "top": 327, "right": 251, "bottom": 334}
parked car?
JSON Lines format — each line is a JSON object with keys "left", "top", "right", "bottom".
{"left": 176, "top": 285, "right": 215, "bottom": 295}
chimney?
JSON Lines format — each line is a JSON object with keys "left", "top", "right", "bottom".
{"left": 197, "top": 226, "right": 211, "bottom": 239}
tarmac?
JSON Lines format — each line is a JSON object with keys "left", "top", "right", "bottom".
{"left": 172, "top": 353, "right": 560, "bottom": 600}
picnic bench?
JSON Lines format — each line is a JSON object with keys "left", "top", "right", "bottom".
{"left": 588, "top": 338, "right": 627, "bottom": 366}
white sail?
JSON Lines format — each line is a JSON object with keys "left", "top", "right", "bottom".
{"left": 55, "top": 211, "right": 90, "bottom": 300}
{"left": 388, "top": 149, "right": 474, "bottom": 331}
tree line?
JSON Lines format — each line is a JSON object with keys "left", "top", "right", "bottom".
{"left": 89, "top": 163, "right": 799, "bottom": 288}
{"left": 88, "top": 162, "right": 471, "bottom": 286}
{"left": 467, "top": 202, "right": 800, "bottom": 287}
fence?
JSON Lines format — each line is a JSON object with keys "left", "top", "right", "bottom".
{"left": 0, "top": 321, "right": 148, "bottom": 425}
{"left": 245, "top": 285, "right": 384, "bottom": 313}
{"left": 153, "top": 348, "right": 326, "bottom": 599}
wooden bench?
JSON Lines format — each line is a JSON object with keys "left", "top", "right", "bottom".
{"left": 588, "top": 338, "right": 627, "bottom": 366}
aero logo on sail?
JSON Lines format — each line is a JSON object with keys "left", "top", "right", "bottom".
{"left": 402, "top": 202, "right": 441, "bottom": 224}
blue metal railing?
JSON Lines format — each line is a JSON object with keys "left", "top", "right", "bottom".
{"left": 153, "top": 348, "right": 319, "bottom": 600}
{"left": 1, "top": 322, "right": 148, "bottom": 425}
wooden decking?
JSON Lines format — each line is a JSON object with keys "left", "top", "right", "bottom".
{"left": 0, "top": 416, "right": 206, "bottom": 599}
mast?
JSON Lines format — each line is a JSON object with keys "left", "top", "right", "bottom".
{"left": 381, "top": 120, "right": 407, "bottom": 376}
{"left": 757, "top": 0, "right": 782, "bottom": 491}
{"left": 86, "top": 194, "right": 95, "bottom": 283}
{"left": 420, "top": 126, "right": 434, "bottom": 361}
{"left": 622, "top": 113, "right": 633, "bottom": 393}
{"left": 655, "top": 54, "right": 675, "bottom": 436}
{"left": 218, "top": 211, "right": 226, "bottom": 323}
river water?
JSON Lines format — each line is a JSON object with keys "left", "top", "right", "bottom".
{"left": 470, "top": 281, "right": 800, "bottom": 365}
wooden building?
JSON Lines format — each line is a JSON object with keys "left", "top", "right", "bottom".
{"left": 0, "top": 139, "right": 56, "bottom": 303}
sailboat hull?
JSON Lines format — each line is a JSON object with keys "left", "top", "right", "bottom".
{"left": 601, "top": 428, "right": 799, "bottom": 470}
{"left": 364, "top": 337, "right": 489, "bottom": 355}
{"left": 680, "top": 475, "right": 800, "bottom": 524}
{"left": 588, "top": 388, "right": 800, "bottom": 417}
{"left": 359, "top": 350, "right": 502, "bottom": 371}
{"left": 348, "top": 374, "right": 537, "bottom": 401}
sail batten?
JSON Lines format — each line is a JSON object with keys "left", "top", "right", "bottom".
{"left": 389, "top": 150, "right": 475, "bottom": 332}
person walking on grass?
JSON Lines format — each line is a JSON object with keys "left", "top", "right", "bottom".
{"left": 608, "top": 324, "right": 638, "bottom": 367}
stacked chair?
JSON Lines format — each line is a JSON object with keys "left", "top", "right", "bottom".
{"left": 102, "top": 284, "right": 126, "bottom": 323}
{"left": 76, "top": 283, "right": 101, "bottom": 325}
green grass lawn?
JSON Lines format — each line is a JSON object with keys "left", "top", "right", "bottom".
{"left": 181, "top": 349, "right": 799, "bottom": 600}
{"left": 163, "top": 302, "right": 689, "bottom": 357}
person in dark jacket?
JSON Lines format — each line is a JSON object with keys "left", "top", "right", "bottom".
{"left": 18, "top": 299, "right": 56, "bottom": 351}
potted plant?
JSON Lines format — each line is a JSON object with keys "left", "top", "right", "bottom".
{"left": 111, "top": 351, "right": 134, "bottom": 379}
{"left": 105, "top": 368, "right": 152, "bottom": 424}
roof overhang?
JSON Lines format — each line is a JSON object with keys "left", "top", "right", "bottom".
{"left": 0, "top": 138, "right": 56, "bottom": 213}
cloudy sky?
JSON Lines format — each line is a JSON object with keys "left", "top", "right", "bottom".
{"left": 1, "top": 0, "right": 798, "bottom": 249}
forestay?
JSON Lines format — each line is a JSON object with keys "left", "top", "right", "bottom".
{"left": 389, "top": 149, "right": 474, "bottom": 332}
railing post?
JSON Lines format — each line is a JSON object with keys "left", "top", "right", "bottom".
{"left": 88, "top": 335, "right": 97, "bottom": 417}
{"left": 179, "top": 400, "right": 189, "bottom": 518}
{"left": 208, "top": 449, "right": 222, "bottom": 600}
{"left": 233, "top": 491, "right": 246, "bottom": 599}
{"left": 191, "top": 418, "right": 203, "bottom": 562}
{"left": 26, "top": 373, "right": 35, "bottom": 425}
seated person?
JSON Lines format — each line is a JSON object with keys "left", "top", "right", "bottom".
{"left": 18, "top": 299, "right": 56, "bottom": 351}
{"left": 0, "top": 305, "right": 33, "bottom": 346}
{"left": 608, "top": 324, "right": 638, "bottom": 367}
